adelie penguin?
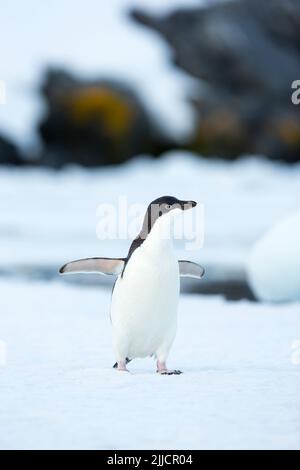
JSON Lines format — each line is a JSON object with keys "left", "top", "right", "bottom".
{"left": 59, "top": 196, "right": 204, "bottom": 375}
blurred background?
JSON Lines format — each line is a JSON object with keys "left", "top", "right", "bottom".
{"left": 1, "top": 0, "right": 300, "bottom": 302}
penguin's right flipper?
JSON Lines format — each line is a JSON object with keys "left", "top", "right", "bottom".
{"left": 59, "top": 257, "right": 125, "bottom": 276}
{"left": 178, "top": 260, "right": 205, "bottom": 279}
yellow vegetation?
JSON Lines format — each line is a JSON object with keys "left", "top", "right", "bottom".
{"left": 64, "top": 86, "right": 135, "bottom": 139}
{"left": 273, "top": 117, "right": 300, "bottom": 146}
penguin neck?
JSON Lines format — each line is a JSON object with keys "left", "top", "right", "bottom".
{"left": 141, "top": 215, "right": 174, "bottom": 256}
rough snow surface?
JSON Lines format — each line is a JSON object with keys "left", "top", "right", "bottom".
{"left": 247, "top": 211, "right": 300, "bottom": 302}
{"left": 0, "top": 279, "right": 299, "bottom": 449}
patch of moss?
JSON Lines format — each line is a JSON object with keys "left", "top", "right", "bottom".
{"left": 190, "top": 109, "right": 247, "bottom": 157}
{"left": 273, "top": 117, "right": 300, "bottom": 147}
{"left": 63, "top": 86, "right": 136, "bottom": 139}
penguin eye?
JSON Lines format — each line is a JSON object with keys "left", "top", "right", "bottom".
{"left": 165, "top": 204, "right": 171, "bottom": 210}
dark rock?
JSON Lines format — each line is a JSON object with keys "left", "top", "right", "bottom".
{"left": 38, "top": 69, "right": 173, "bottom": 167}
{"left": 0, "top": 134, "right": 24, "bottom": 165}
{"left": 132, "top": 0, "right": 300, "bottom": 162}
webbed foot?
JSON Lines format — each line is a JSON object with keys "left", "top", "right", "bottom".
{"left": 157, "top": 369, "right": 182, "bottom": 375}
{"left": 156, "top": 360, "right": 182, "bottom": 375}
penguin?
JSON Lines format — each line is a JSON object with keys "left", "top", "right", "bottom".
{"left": 59, "top": 196, "right": 204, "bottom": 375}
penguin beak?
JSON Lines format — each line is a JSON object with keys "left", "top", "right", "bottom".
{"left": 180, "top": 200, "right": 197, "bottom": 210}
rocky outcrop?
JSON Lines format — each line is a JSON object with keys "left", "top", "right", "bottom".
{"left": 38, "top": 69, "right": 172, "bottom": 167}
{"left": 132, "top": 0, "right": 300, "bottom": 161}
{"left": 0, "top": 134, "right": 24, "bottom": 165}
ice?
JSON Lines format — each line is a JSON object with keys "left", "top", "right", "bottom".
{"left": 247, "top": 211, "right": 300, "bottom": 302}
{"left": 0, "top": 278, "right": 299, "bottom": 449}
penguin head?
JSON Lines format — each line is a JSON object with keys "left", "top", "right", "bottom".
{"left": 138, "top": 196, "right": 197, "bottom": 241}
{"left": 148, "top": 196, "right": 197, "bottom": 219}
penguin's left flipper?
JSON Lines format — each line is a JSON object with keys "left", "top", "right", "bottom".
{"left": 178, "top": 260, "right": 205, "bottom": 279}
{"left": 59, "top": 257, "right": 125, "bottom": 276}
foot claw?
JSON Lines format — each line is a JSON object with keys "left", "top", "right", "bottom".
{"left": 157, "top": 369, "right": 182, "bottom": 375}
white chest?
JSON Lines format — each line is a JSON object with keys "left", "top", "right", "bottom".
{"left": 110, "top": 222, "right": 180, "bottom": 358}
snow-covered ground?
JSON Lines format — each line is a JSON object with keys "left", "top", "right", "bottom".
{"left": 0, "top": 278, "right": 299, "bottom": 450}
{"left": 1, "top": 152, "right": 300, "bottom": 279}
{"left": 1, "top": 153, "right": 299, "bottom": 448}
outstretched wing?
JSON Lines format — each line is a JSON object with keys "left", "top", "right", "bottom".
{"left": 59, "top": 257, "right": 125, "bottom": 276}
{"left": 178, "top": 260, "right": 205, "bottom": 279}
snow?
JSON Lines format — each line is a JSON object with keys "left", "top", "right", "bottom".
{"left": 0, "top": 278, "right": 299, "bottom": 450}
{"left": 247, "top": 211, "right": 300, "bottom": 302}
{"left": 1, "top": 152, "right": 300, "bottom": 279}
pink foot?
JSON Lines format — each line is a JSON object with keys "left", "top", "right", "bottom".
{"left": 156, "top": 360, "right": 182, "bottom": 375}
{"left": 117, "top": 360, "right": 129, "bottom": 372}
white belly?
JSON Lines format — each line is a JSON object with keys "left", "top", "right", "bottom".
{"left": 110, "top": 240, "right": 179, "bottom": 361}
